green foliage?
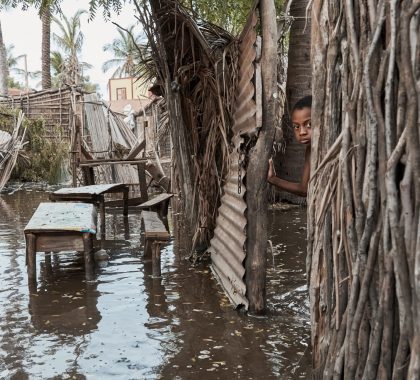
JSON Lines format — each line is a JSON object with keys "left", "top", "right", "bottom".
{"left": 7, "top": 76, "right": 23, "bottom": 88}
{"left": 0, "top": 106, "right": 69, "bottom": 184}
{"left": 0, "top": 0, "right": 124, "bottom": 20}
{"left": 181, "top": 0, "right": 284, "bottom": 35}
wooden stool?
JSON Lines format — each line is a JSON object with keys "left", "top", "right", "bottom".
{"left": 141, "top": 211, "right": 169, "bottom": 277}
{"left": 24, "top": 202, "right": 97, "bottom": 283}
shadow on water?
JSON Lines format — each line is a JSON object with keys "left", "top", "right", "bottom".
{"left": 0, "top": 183, "right": 310, "bottom": 379}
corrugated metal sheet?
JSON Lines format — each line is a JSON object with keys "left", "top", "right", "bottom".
{"left": 209, "top": 144, "right": 248, "bottom": 307}
{"left": 209, "top": 4, "right": 261, "bottom": 309}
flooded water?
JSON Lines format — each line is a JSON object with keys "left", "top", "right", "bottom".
{"left": 0, "top": 183, "right": 310, "bottom": 379}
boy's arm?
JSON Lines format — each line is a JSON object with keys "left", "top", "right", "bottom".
{"left": 268, "top": 146, "right": 311, "bottom": 197}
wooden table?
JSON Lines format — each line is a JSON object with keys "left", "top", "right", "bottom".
{"left": 50, "top": 183, "right": 129, "bottom": 237}
{"left": 24, "top": 202, "right": 97, "bottom": 283}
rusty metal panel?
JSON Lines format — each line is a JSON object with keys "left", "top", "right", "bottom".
{"left": 209, "top": 147, "right": 248, "bottom": 308}
{"left": 209, "top": 4, "right": 261, "bottom": 309}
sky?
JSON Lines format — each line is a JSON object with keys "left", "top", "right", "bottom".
{"left": 1, "top": 0, "right": 142, "bottom": 100}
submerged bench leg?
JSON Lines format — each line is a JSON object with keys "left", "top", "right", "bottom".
{"left": 99, "top": 196, "right": 106, "bottom": 239}
{"left": 83, "top": 233, "right": 94, "bottom": 280}
{"left": 123, "top": 187, "right": 129, "bottom": 216}
{"left": 144, "top": 239, "right": 152, "bottom": 258}
{"left": 26, "top": 233, "right": 37, "bottom": 283}
{"left": 152, "top": 241, "right": 162, "bottom": 277}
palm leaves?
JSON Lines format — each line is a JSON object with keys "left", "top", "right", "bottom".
{"left": 6, "top": 44, "right": 40, "bottom": 89}
{"left": 102, "top": 25, "right": 143, "bottom": 78}
{"left": 52, "top": 9, "right": 86, "bottom": 86}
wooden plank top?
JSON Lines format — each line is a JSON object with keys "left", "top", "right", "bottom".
{"left": 139, "top": 193, "right": 173, "bottom": 208}
{"left": 53, "top": 183, "right": 125, "bottom": 196}
{"left": 142, "top": 211, "right": 169, "bottom": 239}
{"left": 25, "top": 202, "right": 97, "bottom": 234}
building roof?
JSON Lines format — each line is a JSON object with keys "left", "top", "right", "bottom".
{"left": 104, "top": 98, "right": 152, "bottom": 115}
{"left": 8, "top": 88, "right": 35, "bottom": 97}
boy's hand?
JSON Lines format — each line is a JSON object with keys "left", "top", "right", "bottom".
{"left": 267, "top": 158, "right": 276, "bottom": 181}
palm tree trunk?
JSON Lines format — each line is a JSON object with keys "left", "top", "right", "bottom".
{"left": 0, "top": 21, "right": 9, "bottom": 96}
{"left": 276, "top": 0, "right": 311, "bottom": 204}
{"left": 41, "top": 8, "right": 51, "bottom": 89}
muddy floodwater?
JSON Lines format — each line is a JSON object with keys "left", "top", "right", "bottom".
{"left": 0, "top": 184, "right": 310, "bottom": 379}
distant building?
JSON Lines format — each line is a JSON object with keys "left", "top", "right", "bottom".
{"left": 106, "top": 77, "right": 153, "bottom": 115}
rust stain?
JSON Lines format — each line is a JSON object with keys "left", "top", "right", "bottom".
{"left": 209, "top": 5, "right": 261, "bottom": 309}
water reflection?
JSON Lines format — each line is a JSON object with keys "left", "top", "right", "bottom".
{"left": 0, "top": 184, "right": 311, "bottom": 379}
{"left": 28, "top": 254, "right": 101, "bottom": 336}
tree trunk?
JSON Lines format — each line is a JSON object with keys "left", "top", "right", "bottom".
{"left": 276, "top": 0, "right": 311, "bottom": 204}
{"left": 308, "top": 0, "right": 420, "bottom": 377}
{"left": 0, "top": 21, "right": 9, "bottom": 96}
{"left": 41, "top": 8, "right": 51, "bottom": 89}
{"left": 245, "top": 0, "right": 278, "bottom": 314}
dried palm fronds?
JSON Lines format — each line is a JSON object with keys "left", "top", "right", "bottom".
{"left": 0, "top": 111, "right": 27, "bottom": 191}
{"left": 134, "top": 0, "right": 237, "bottom": 252}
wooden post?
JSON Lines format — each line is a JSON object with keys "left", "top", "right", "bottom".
{"left": 123, "top": 186, "right": 129, "bottom": 216}
{"left": 45, "top": 252, "right": 52, "bottom": 267}
{"left": 123, "top": 216, "right": 130, "bottom": 240}
{"left": 83, "top": 232, "right": 94, "bottom": 280}
{"left": 152, "top": 241, "right": 162, "bottom": 277}
{"left": 26, "top": 233, "right": 37, "bottom": 282}
{"left": 245, "top": 0, "right": 278, "bottom": 314}
{"left": 99, "top": 195, "right": 106, "bottom": 239}
{"left": 44, "top": 252, "right": 53, "bottom": 277}
{"left": 137, "top": 163, "right": 149, "bottom": 203}
{"left": 144, "top": 239, "right": 152, "bottom": 258}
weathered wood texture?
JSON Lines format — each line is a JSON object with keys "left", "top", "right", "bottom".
{"left": 24, "top": 202, "right": 97, "bottom": 233}
{"left": 308, "top": 0, "right": 420, "bottom": 377}
{"left": 0, "top": 88, "right": 75, "bottom": 140}
{"left": 142, "top": 210, "right": 169, "bottom": 277}
{"left": 139, "top": 193, "right": 173, "bottom": 218}
{"left": 142, "top": 211, "right": 170, "bottom": 240}
{"left": 50, "top": 184, "right": 129, "bottom": 236}
{"left": 24, "top": 202, "right": 97, "bottom": 282}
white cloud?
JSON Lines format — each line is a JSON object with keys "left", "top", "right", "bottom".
{"left": 1, "top": 0, "right": 142, "bottom": 99}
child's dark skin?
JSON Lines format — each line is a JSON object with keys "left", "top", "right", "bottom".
{"left": 267, "top": 105, "right": 311, "bottom": 197}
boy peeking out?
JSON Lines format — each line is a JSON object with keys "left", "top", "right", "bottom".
{"left": 267, "top": 95, "right": 312, "bottom": 197}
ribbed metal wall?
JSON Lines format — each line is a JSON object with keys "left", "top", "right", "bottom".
{"left": 209, "top": 5, "right": 261, "bottom": 309}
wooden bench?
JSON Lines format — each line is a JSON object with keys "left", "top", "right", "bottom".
{"left": 141, "top": 211, "right": 170, "bottom": 277}
{"left": 24, "top": 202, "right": 97, "bottom": 283}
{"left": 49, "top": 183, "right": 129, "bottom": 237}
{"left": 138, "top": 193, "right": 173, "bottom": 218}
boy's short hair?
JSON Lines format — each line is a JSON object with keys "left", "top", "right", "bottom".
{"left": 292, "top": 95, "right": 312, "bottom": 112}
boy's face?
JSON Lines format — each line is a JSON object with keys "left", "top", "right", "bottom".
{"left": 292, "top": 107, "right": 311, "bottom": 145}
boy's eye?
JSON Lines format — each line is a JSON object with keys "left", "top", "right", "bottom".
{"left": 292, "top": 121, "right": 311, "bottom": 129}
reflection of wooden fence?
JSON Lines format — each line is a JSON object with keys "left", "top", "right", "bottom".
{"left": 0, "top": 88, "right": 78, "bottom": 140}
